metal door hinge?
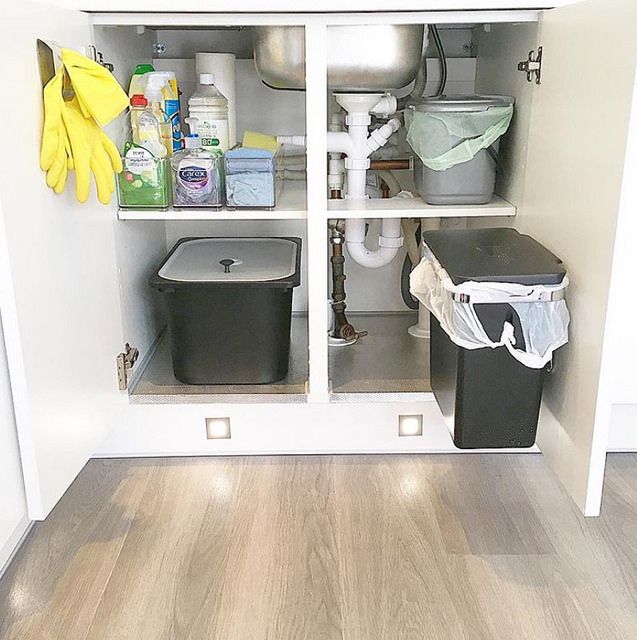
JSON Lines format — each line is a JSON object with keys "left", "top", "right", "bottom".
{"left": 87, "top": 44, "right": 114, "bottom": 72}
{"left": 518, "top": 46, "right": 542, "bottom": 85}
{"left": 117, "top": 344, "right": 139, "bottom": 391}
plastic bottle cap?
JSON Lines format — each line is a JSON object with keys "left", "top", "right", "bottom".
{"left": 184, "top": 135, "right": 201, "bottom": 149}
{"left": 134, "top": 63, "right": 155, "bottom": 75}
{"left": 184, "top": 116, "right": 199, "bottom": 136}
{"left": 130, "top": 94, "right": 148, "bottom": 107}
{"left": 199, "top": 73, "right": 215, "bottom": 85}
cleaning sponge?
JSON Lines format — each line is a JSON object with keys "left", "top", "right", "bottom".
{"left": 242, "top": 130, "right": 280, "bottom": 153}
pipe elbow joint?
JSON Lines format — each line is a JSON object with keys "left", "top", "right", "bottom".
{"left": 379, "top": 235, "right": 404, "bottom": 249}
{"left": 367, "top": 118, "right": 401, "bottom": 154}
{"left": 370, "top": 95, "right": 398, "bottom": 118}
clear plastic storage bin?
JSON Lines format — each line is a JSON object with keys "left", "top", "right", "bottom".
{"left": 117, "top": 145, "right": 170, "bottom": 210}
{"left": 224, "top": 148, "right": 276, "bottom": 209}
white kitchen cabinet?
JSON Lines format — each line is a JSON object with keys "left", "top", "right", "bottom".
{"left": 0, "top": 0, "right": 635, "bottom": 521}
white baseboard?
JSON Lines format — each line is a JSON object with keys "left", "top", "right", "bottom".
{"left": 0, "top": 516, "right": 33, "bottom": 578}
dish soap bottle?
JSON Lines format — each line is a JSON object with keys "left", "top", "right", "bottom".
{"left": 171, "top": 117, "right": 223, "bottom": 209}
{"left": 130, "top": 94, "right": 166, "bottom": 159}
{"left": 188, "top": 73, "right": 229, "bottom": 152}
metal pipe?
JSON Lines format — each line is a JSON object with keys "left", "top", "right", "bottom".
{"left": 370, "top": 159, "right": 411, "bottom": 171}
{"left": 329, "top": 223, "right": 366, "bottom": 342}
{"left": 377, "top": 170, "right": 401, "bottom": 197}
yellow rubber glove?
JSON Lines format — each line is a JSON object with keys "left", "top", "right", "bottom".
{"left": 40, "top": 67, "right": 70, "bottom": 194}
{"left": 61, "top": 98, "right": 123, "bottom": 204}
{"left": 61, "top": 48, "right": 129, "bottom": 127}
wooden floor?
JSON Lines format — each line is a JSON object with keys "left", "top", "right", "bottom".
{"left": 1, "top": 454, "right": 637, "bottom": 639}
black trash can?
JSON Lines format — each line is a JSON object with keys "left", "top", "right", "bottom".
{"left": 151, "top": 237, "right": 302, "bottom": 385}
{"left": 423, "top": 228, "right": 567, "bottom": 449}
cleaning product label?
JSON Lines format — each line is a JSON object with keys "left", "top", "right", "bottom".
{"left": 173, "top": 156, "right": 222, "bottom": 207}
{"left": 124, "top": 145, "right": 156, "bottom": 174}
{"left": 199, "top": 118, "right": 229, "bottom": 151}
{"left": 178, "top": 162, "right": 212, "bottom": 193}
{"left": 117, "top": 143, "right": 169, "bottom": 209}
{"left": 165, "top": 99, "right": 182, "bottom": 152}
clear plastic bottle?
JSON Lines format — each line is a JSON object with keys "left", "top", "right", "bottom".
{"left": 144, "top": 76, "right": 173, "bottom": 157}
{"left": 188, "top": 73, "right": 229, "bottom": 152}
{"left": 130, "top": 94, "right": 166, "bottom": 159}
{"left": 170, "top": 117, "right": 223, "bottom": 208}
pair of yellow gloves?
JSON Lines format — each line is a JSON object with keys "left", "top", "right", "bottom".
{"left": 40, "top": 49, "right": 129, "bottom": 204}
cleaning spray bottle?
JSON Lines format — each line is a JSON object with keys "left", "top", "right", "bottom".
{"left": 147, "top": 71, "right": 182, "bottom": 152}
{"left": 128, "top": 63, "right": 155, "bottom": 98}
{"left": 144, "top": 75, "right": 173, "bottom": 157}
{"left": 170, "top": 117, "right": 223, "bottom": 208}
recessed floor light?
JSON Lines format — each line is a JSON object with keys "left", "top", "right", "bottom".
{"left": 398, "top": 414, "right": 423, "bottom": 437}
{"left": 206, "top": 417, "right": 231, "bottom": 440}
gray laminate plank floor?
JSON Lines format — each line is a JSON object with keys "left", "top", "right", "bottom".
{"left": 1, "top": 454, "right": 636, "bottom": 639}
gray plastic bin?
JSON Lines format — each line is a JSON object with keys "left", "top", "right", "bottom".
{"left": 410, "top": 95, "right": 514, "bottom": 205}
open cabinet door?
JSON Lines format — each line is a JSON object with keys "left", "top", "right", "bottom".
{"left": 516, "top": 0, "right": 637, "bottom": 515}
{"left": 0, "top": 2, "right": 125, "bottom": 519}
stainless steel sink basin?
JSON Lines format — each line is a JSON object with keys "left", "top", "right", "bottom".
{"left": 253, "top": 25, "right": 425, "bottom": 91}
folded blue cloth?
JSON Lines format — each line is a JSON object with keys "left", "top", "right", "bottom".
{"left": 226, "top": 173, "right": 275, "bottom": 207}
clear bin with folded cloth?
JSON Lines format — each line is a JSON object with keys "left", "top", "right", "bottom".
{"left": 224, "top": 148, "right": 276, "bottom": 209}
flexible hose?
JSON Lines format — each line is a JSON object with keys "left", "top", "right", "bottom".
{"left": 430, "top": 25, "right": 447, "bottom": 96}
{"left": 400, "top": 221, "right": 422, "bottom": 310}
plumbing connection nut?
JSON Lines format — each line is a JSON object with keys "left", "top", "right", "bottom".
{"left": 378, "top": 235, "right": 404, "bottom": 249}
{"left": 344, "top": 157, "right": 370, "bottom": 171}
{"left": 345, "top": 113, "right": 371, "bottom": 127}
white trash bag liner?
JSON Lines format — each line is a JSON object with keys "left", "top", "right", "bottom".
{"left": 410, "top": 245, "right": 570, "bottom": 369}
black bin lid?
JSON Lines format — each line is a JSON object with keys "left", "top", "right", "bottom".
{"left": 422, "top": 228, "right": 566, "bottom": 286}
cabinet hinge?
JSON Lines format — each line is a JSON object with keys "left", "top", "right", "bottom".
{"left": 87, "top": 44, "right": 114, "bottom": 72}
{"left": 117, "top": 344, "right": 139, "bottom": 391}
{"left": 518, "top": 46, "right": 542, "bottom": 85}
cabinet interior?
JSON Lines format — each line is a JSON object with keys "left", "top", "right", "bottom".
{"left": 93, "top": 18, "right": 541, "bottom": 404}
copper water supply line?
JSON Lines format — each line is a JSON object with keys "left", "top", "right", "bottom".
{"left": 369, "top": 158, "right": 411, "bottom": 171}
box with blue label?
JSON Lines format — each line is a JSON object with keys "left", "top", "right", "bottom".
{"left": 224, "top": 148, "right": 276, "bottom": 209}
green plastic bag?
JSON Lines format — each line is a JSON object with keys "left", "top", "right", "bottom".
{"left": 406, "top": 105, "right": 513, "bottom": 172}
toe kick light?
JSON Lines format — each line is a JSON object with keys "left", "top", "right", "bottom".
{"left": 398, "top": 414, "right": 423, "bottom": 437}
{"left": 206, "top": 417, "right": 232, "bottom": 440}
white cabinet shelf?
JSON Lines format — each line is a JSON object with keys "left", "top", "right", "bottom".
{"left": 327, "top": 194, "right": 516, "bottom": 219}
{"left": 117, "top": 180, "right": 307, "bottom": 221}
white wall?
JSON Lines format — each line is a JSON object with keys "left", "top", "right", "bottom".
{"left": 0, "top": 315, "right": 29, "bottom": 573}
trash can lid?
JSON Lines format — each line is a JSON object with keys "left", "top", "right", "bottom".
{"left": 157, "top": 237, "right": 300, "bottom": 283}
{"left": 411, "top": 94, "right": 515, "bottom": 113}
{"left": 422, "top": 228, "right": 566, "bottom": 286}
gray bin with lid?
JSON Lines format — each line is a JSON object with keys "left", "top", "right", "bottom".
{"left": 410, "top": 95, "right": 514, "bottom": 205}
{"left": 151, "top": 237, "right": 302, "bottom": 385}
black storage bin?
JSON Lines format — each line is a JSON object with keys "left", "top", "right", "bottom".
{"left": 423, "top": 228, "right": 567, "bottom": 449}
{"left": 151, "top": 237, "right": 301, "bottom": 385}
